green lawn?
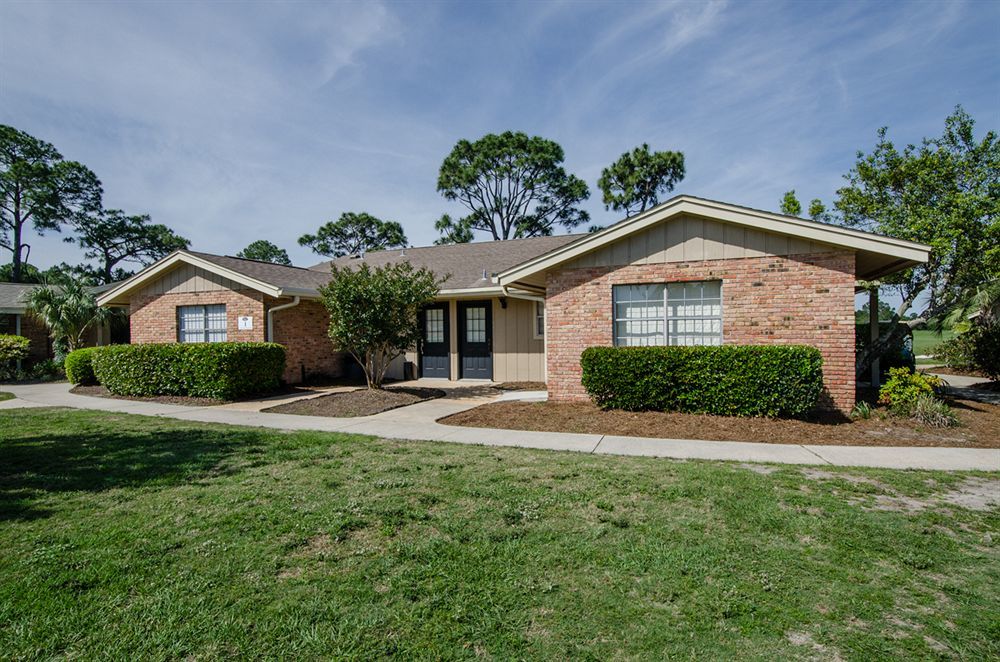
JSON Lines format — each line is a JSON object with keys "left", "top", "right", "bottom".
{"left": 1, "top": 409, "right": 997, "bottom": 659}
{"left": 913, "top": 328, "right": 955, "bottom": 364}
{"left": 0, "top": 391, "right": 14, "bottom": 402}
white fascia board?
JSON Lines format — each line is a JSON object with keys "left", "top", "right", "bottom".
{"left": 497, "top": 197, "right": 931, "bottom": 285}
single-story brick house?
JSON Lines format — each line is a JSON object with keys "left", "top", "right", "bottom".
{"left": 96, "top": 196, "right": 930, "bottom": 411}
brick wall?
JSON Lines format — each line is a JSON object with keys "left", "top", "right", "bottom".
{"left": 267, "top": 298, "right": 344, "bottom": 382}
{"left": 129, "top": 290, "right": 344, "bottom": 383}
{"left": 545, "top": 251, "right": 857, "bottom": 412}
{"left": 0, "top": 313, "right": 52, "bottom": 364}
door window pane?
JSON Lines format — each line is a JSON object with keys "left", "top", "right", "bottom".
{"left": 425, "top": 308, "right": 444, "bottom": 343}
{"left": 466, "top": 307, "right": 486, "bottom": 343}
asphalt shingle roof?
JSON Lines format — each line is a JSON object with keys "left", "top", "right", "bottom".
{"left": 186, "top": 252, "right": 335, "bottom": 292}
{"left": 310, "top": 234, "right": 585, "bottom": 290}
{"left": 0, "top": 283, "right": 41, "bottom": 311}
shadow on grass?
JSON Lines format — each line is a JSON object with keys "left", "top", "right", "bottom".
{"left": 0, "top": 423, "right": 264, "bottom": 522}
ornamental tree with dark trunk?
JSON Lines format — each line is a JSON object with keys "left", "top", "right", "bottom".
{"left": 320, "top": 262, "right": 445, "bottom": 389}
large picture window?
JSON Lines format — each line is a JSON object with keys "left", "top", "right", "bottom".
{"left": 178, "top": 304, "right": 227, "bottom": 343}
{"left": 613, "top": 281, "right": 722, "bottom": 346}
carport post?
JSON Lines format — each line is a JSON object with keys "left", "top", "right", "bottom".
{"left": 870, "top": 288, "right": 880, "bottom": 389}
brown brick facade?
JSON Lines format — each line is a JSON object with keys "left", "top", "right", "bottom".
{"left": 129, "top": 291, "right": 344, "bottom": 383}
{"left": 267, "top": 298, "right": 344, "bottom": 382}
{"left": 0, "top": 313, "right": 52, "bottom": 365}
{"left": 545, "top": 251, "right": 857, "bottom": 413}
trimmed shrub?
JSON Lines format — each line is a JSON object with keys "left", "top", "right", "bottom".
{"left": 580, "top": 345, "right": 824, "bottom": 418}
{"left": 65, "top": 347, "right": 100, "bottom": 385}
{"left": 934, "top": 332, "right": 979, "bottom": 371}
{"left": 969, "top": 321, "right": 1000, "bottom": 381}
{"left": 0, "top": 334, "right": 31, "bottom": 363}
{"left": 878, "top": 367, "right": 943, "bottom": 415}
{"left": 92, "top": 343, "right": 286, "bottom": 400}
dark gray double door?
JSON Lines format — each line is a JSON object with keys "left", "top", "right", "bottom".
{"left": 419, "top": 301, "right": 492, "bottom": 380}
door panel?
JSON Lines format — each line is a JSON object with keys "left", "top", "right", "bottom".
{"left": 459, "top": 301, "right": 492, "bottom": 379}
{"left": 419, "top": 304, "right": 450, "bottom": 378}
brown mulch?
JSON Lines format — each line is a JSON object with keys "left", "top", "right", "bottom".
{"left": 493, "top": 382, "right": 547, "bottom": 391}
{"left": 926, "top": 366, "right": 989, "bottom": 378}
{"left": 439, "top": 397, "right": 1000, "bottom": 448}
{"left": 264, "top": 387, "right": 445, "bottom": 418}
{"left": 70, "top": 384, "right": 226, "bottom": 407}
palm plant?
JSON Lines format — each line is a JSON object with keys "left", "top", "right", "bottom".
{"left": 24, "top": 273, "right": 115, "bottom": 353}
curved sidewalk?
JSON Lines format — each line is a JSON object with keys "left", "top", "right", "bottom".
{"left": 2, "top": 382, "right": 998, "bottom": 472}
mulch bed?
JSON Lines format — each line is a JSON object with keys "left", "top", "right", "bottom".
{"left": 439, "top": 396, "right": 1000, "bottom": 448}
{"left": 926, "top": 366, "right": 989, "bottom": 378}
{"left": 264, "top": 387, "right": 445, "bottom": 418}
{"left": 70, "top": 384, "right": 320, "bottom": 407}
{"left": 71, "top": 384, "right": 226, "bottom": 407}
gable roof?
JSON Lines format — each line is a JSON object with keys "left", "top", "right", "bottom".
{"left": 496, "top": 195, "right": 931, "bottom": 285}
{"left": 311, "top": 234, "right": 583, "bottom": 293}
{"left": 96, "top": 250, "right": 334, "bottom": 306}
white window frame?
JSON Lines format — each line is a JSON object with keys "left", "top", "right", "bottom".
{"left": 177, "top": 304, "right": 227, "bottom": 343}
{"left": 533, "top": 301, "right": 545, "bottom": 340}
{"left": 612, "top": 281, "right": 722, "bottom": 347}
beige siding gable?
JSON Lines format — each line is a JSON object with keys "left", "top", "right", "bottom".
{"left": 137, "top": 263, "right": 243, "bottom": 297}
{"left": 565, "top": 215, "right": 834, "bottom": 269}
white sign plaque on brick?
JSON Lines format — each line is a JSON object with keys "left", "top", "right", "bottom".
{"left": 238, "top": 316, "right": 253, "bottom": 330}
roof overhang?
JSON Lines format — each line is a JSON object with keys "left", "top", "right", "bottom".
{"left": 497, "top": 196, "right": 931, "bottom": 285}
{"left": 96, "top": 251, "right": 320, "bottom": 306}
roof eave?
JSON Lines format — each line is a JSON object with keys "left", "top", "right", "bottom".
{"left": 496, "top": 196, "right": 931, "bottom": 285}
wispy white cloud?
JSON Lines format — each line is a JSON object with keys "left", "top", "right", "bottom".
{"left": 0, "top": 0, "right": 995, "bottom": 272}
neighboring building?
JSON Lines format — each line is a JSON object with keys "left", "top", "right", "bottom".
{"left": 0, "top": 283, "right": 53, "bottom": 366}
{"left": 96, "top": 196, "right": 931, "bottom": 412}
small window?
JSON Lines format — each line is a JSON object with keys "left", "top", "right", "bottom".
{"left": 178, "top": 304, "right": 227, "bottom": 343}
{"left": 613, "top": 281, "right": 721, "bottom": 347}
{"left": 534, "top": 301, "right": 545, "bottom": 339}
{"left": 425, "top": 308, "right": 444, "bottom": 343}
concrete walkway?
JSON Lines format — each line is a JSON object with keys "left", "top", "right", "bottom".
{"left": 1, "top": 382, "right": 998, "bottom": 471}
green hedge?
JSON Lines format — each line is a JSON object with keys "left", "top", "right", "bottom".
{"left": 91, "top": 343, "right": 286, "bottom": 400}
{"left": 0, "top": 334, "right": 30, "bottom": 363}
{"left": 580, "top": 345, "right": 825, "bottom": 418}
{"left": 65, "top": 348, "right": 99, "bottom": 385}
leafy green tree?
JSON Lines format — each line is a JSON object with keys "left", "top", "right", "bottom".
{"left": 69, "top": 208, "right": 189, "bottom": 283}
{"left": 236, "top": 239, "right": 291, "bottom": 265}
{"left": 299, "top": 212, "right": 407, "bottom": 258}
{"left": 836, "top": 106, "right": 999, "bottom": 374}
{"left": 433, "top": 214, "right": 473, "bottom": 245}
{"left": 779, "top": 190, "right": 802, "bottom": 216}
{"left": 24, "top": 272, "right": 115, "bottom": 352}
{"left": 855, "top": 300, "right": 895, "bottom": 324}
{"left": 597, "top": 144, "right": 684, "bottom": 216}
{"left": 320, "top": 262, "right": 444, "bottom": 388}
{"left": 0, "top": 125, "right": 102, "bottom": 282}
{"left": 808, "top": 198, "right": 830, "bottom": 222}
{"left": 437, "top": 131, "right": 589, "bottom": 241}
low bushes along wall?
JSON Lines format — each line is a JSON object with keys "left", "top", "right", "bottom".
{"left": 91, "top": 342, "right": 286, "bottom": 400}
{"left": 580, "top": 345, "right": 824, "bottom": 418}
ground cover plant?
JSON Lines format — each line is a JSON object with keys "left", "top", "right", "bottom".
{"left": 1, "top": 408, "right": 997, "bottom": 659}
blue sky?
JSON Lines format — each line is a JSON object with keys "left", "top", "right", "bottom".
{"left": 2, "top": 0, "right": 998, "bottom": 277}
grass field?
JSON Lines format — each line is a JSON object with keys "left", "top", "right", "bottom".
{"left": 0, "top": 391, "right": 14, "bottom": 402}
{"left": 913, "top": 329, "right": 955, "bottom": 364}
{"left": 1, "top": 408, "right": 997, "bottom": 659}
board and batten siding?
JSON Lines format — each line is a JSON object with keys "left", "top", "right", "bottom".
{"left": 492, "top": 297, "right": 544, "bottom": 382}
{"left": 136, "top": 263, "right": 243, "bottom": 297}
{"left": 565, "top": 215, "right": 834, "bottom": 269}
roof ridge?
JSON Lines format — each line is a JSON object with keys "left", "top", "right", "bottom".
{"left": 185, "top": 250, "right": 319, "bottom": 273}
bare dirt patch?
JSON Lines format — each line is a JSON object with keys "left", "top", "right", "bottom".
{"left": 440, "top": 398, "right": 1000, "bottom": 448}
{"left": 264, "top": 386, "right": 445, "bottom": 418}
{"left": 803, "top": 470, "right": 1000, "bottom": 513}
{"left": 939, "top": 477, "right": 1000, "bottom": 511}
